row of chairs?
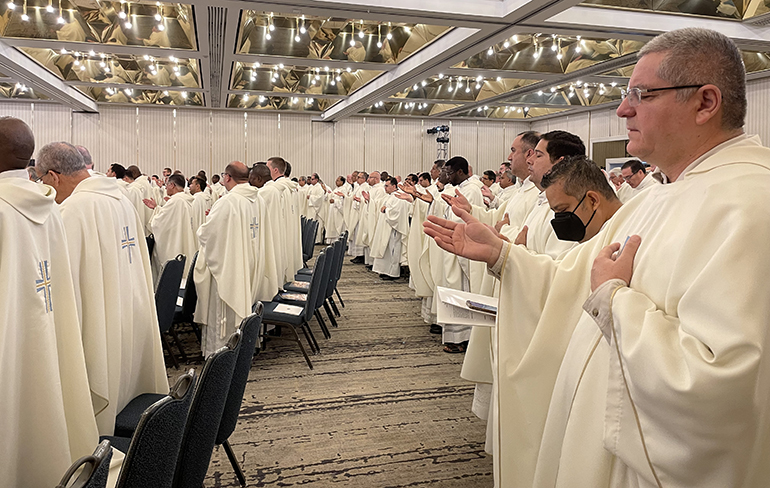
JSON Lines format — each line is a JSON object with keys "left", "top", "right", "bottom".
{"left": 57, "top": 310, "right": 264, "bottom": 488}
{"left": 259, "top": 230, "right": 348, "bottom": 370}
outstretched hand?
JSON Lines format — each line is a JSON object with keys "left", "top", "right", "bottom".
{"left": 143, "top": 198, "right": 157, "bottom": 209}
{"left": 481, "top": 185, "right": 493, "bottom": 200}
{"left": 494, "top": 213, "right": 510, "bottom": 233}
{"left": 591, "top": 235, "right": 641, "bottom": 291}
{"left": 423, "top": 205, "right": 504, "bottom": 267}
{"left": 440, "top": 188, "right": 472, "bottom": 214}
{"left": 514, "top": 226, "right": 528, "bottom": 247}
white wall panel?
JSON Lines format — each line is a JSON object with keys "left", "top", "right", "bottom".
{"left": 32, "top": 104, "right": 71, "bottom": 154}
{"left": 3, "top": 101, "right": 34, "bottom": 125}
{"left": 504, "top": 121, "right": 532, "bottom": 147}
{"left": 393, "top": 118, "right": 424, "bottom": 176}
{"left": 280, "top": 115, "right": 312, "bottom": 177}
{"left": 449, "top": 120, "right": 478, "bottom": 165}
{"left": 177, "top": 109, "right": 212, "bottom": 175}
{"left": 609, "top": 109, "right": 626, "bottom": 138}
{"left": 477, "top": 121, "right": 506, "bottom": 171}
{"left": 137, "top": 108, "right": 174, "bottom": 177}
{"left": 364, "top": 117, "right": 394, "bottom": 175}
{"left": 333, "top": 118, "right": 364, "bottom": 177}
{"left": 211, "top": 111, "right": 245, "bottom": 168}
{"left": 246, "top": 112, "right": 280, "bottom": 163}
{"left": 589, "top": 109, "right": 612, "bottom": 140}
{"left": 530, "top": 119, "right": 549, "bottom": 135}
{"left": 746, "top": 78, "right": 770, "bottom": 144}
{"left": 311, "top": 121, "right": 334, "bottom": 178}
{"left": 72, "top": 112, "right": 102, "bottom": 170}
{"left": 100, "top": 106, "right": 138, "bottom": 167}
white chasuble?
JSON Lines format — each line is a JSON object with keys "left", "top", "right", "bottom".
{"left": 326, "top": 185, "right": 348, "bottom": 242}
{"left": 277, "top": 177, "right": 303, "bottom": 278}
{"left": 60, "top": 176, "right": 168, "bottom": 435}
{"left": 128, "top": 176, "right": 155, "bottom": 236}
{"left": 258, "top": 180, "right": 291, "bottom": 284}
{"left": 534, "top": 135, "right": 770, "bottom": 488}
{"left": 407, "top": 195, "right": 432, "bottom": 297}
{"left": 371, "top": 194, "right": 410, "bottom": 277}
{"left": 349, "top": 182, "right": 370, "bottom": 255}
{"left": 149, "top": 191, "right": 197, "bottom": 281}
{"left": 0, "top": 176, "right": 100, "bottom": 487}
{"left": 195, "top": 183, "right": 279, "bottom": 357}
{"left": 307, "top": 183, "right": 329, "bottom": 243}
{"left": 190, "top": 190, "right": 212, "bottom": 240}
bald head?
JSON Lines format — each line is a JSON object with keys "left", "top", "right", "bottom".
{"left": 76, "top": 145, "right": 93, "bottom": 170}
{"left": 224, "top": 161, "right": 249, "bottom": 191}
{"left": 0, "top": 117, "right": 35, "bottom": 173}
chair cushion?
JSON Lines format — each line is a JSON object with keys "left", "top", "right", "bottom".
{"left": 297, "top": 268, "right": 312, "bottom": 275}
{"left": 114, "top": 393, "right": 166, "bottom": 437}
{"left": 99, "top": 435, "right": 132, "bottom": 454}
{"left": 277, "top": 291, "right": 308, "bottom": 304}
{"left": 292, "top": 274, "right": 312, "bottom": 282}
{"left": 262, "top": 301, "right": 305, "bottom": 326}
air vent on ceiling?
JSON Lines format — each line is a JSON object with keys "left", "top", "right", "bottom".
{"left": 208, "top": 6, "right": 226, "bottom": 107}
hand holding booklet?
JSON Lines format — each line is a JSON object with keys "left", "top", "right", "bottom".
{"left": 436, "top": 286, "right": 498, "bottom": 328}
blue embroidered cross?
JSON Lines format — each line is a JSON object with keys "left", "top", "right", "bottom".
{"left": 35, "top": 260, "right": 53, "bottom": 313}
{"left": 121, "top": 226, "right": 136, "bottom": 263}
{"left": 250, "top": 217, "right": 259, "bottom": 239}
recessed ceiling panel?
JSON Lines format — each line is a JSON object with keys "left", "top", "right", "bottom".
{"left": 454, "top": 34, "right": 643, "bottom": 75}
{"left": 227, "top": 93, "right": 333, "bottom": 111}
{"left": 0, "top": 81, "right": 47, "bottom": 99}
{"left": 505, "top": 82, "right": 625, "bottom": 106}
{"left": 393, "top": 75, "right": 539, "bottom": 103}
{"left": 580, "top": 0, "right": 743, "bottom": 19}
{"left": 360, "top": 100, "right": 461, "bottom": 117}
{"left": 237, "top": 11, "right": 450, "bottom": 65}
{"left": 456, "top": 105, "right": 570, "bottom": 119}
{"left": 231, "top": 61, "right": 380, "bottom": 96}
{"left": 0, "top": 0, "right": 196, "bottom": 49}
{"left": 19, "top": 46, "right": 200, "bottom": 87}
{"left": 75, "top": 85, "right": 202, "bottom": 105}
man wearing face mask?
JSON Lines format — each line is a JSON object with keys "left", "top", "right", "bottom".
{"left": 542, "top": 156, "right": 623, "bottom": 243}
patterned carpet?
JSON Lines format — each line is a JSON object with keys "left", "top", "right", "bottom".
{"left": 169, "top": 247, "right": 493, "bottom": 487}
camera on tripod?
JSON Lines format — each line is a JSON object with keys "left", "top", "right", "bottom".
{"left": 426, "top": 125, "right": 449, "bottom": 135}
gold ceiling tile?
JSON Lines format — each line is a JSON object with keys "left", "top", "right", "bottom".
{"left": 231, "top": 61, "right": 380, "bottom": 96}
{"left": 0, "top": 80, "right": 47, "bottom": 99}
{"left": 74, "top": 84, "right": 202, "bottom": 105}
{"left": 580, "top": 0, "right": 744, "bottom": 19}
{"left": 227, "top": 93, "right": 335, "bottom": 111}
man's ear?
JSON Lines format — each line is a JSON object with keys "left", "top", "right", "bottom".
{"left": 585, "top": 190, "right": 601, "bottom": 209}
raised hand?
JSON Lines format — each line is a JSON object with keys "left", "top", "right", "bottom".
{"left": 494, "top": 213, "right": 510, "bottom": 233}
{"left": 362, "top": 190, "right": 370, "bottom": 203}
{"left": 514, "top": 225, "right": 528, "bottom": 247}
{"left": 481, "top": 185, "right": 493, "bottom": 200}
{"left": 590, "top": 235, "right": 641, "bottom": 291}
{"left": 143, "top": 198, "right": 157, "bottom": 209}
{"left": 394, "top": 192, "right": 414, "bottom": 202}
{"left": 440, "top": 188, "right": 472, "bottom": 213}
{"left": 423, "top": 205, "right": 503, "bottom": 266}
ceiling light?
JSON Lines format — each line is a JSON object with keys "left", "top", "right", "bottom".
{"left": 124, "top": 88, "right": 132, "bottom": 96}
{"left": 504, "top": 107, "right": 509, "bottom": 113}
{"left": 476, "top": 75, "right": 482, "bottom": 82}
{"left": 331, "top": 80, "right": 336, "bottom": 86}
{"left": 310, "top": 79, "right": 315, "bottom": 85}
{"left": 550, "top": 86, "right": 556, "bottom": 92}
{"left": 575, "top": 46, "right": 581, "bottom": 53}
{"left": 300, "top": 26, "right": 306, "bottom": 34}
{"left": 242, "top": 94, "right": 249, "bottom": 101}
{"left": 58, "top": 15, "right": 66, "bottom": 23}
{"left": 524, "top": 106, "right": 529, "bottom": 111}
{"left": 576, "top": 35, "right": 581, "bottom": 40}
{"left": 517, "top": 108, "right": 522, "bottom": 113}
{"left": 104, "top": 67, "right": 110, "bottom": 73}
{"left": 610, "top": 82, "right": 617, "bottom": 87}
{"left": 457, "top": 80, "right": 463, "bottom": 88}
{"left": 487, "top": 47, "right": 493, "bottom": 56}
{"left": 46, "top": 4, "right": 53, "bottom": 12}
{"left": 143, "top": 54, "right": 150, "bottom": 60}
{"left": 475, "top": 83, "right": 481, "bottom": 89}
{"left": 346, "top": 67, "right": 351, "bottom": 72}
{"left": 336, "top": 75, "right": 341, "bottom": 81}
{"left": 99, "top": 61, "right": 106, "bottom": 68}
{"left": 537, "top": 90, "right": 543, "bottom": 95}
{"left": 278, "top": 63, "right": 284, "bottom": 69}
{"left": 265, "top": 32, "right": 271, "bottom": 40}
{"left": 503, "top": 41, "right": 510, "bottom": 48}
{"left": 421, "top": 80, "right": 427, "bottom": 87}
{"left": 413, "top": 84, "right": 418, "bottom": 90}
{"left": 483, "top": 105, "right": 488, "bottom": 110}
{"left": 386, "top": 32, "right": 392, "bottom": 40}
{"left": 477, "top": 107, "right": 482, "bottom": 112}
{"left": 349, "top": 39, "right": 355, "bottom": 47}
{"left": 73, "top": 59, "right": 80, "bottom": 66}
{"left": 6, "top": 1, "right": 14, "bottom": 9}
{"left": 403, "top": 26, "right": 410, "bottom": 33}
{"left": 88, "top": 50, "right": 96, "bottom": 57}
{"left": 568, "top": 92, "right": 574, "bottom": 98}
{"left": 154, "top": 13, "right": 161, "bottom": 21}
{"left": 308, "top": 98, "right": 314, "bottom": 103}
{"left": 556, "top": 53, "right": 563, "bottom": 60}
{"left": 533, "top": 51, "right": 539, "bottom": 59}
{"left": 60, "top": 48, "right": 67, "bottom": 54}
{"left": 118, "top": 10, "right": 126, "bottom": 18}
{"left": 173, "top": 66, "right": 179, "bottom": 72}
{"left": 258, "top": 95, "right": 265, "bottom": 102}
{"left": 599, "top": 89, "right": 605, "bottom": 95}
{"left": 124, "top": 21, "right": 132, "bottom": 28}
{"left": 496, "top": 76, "right": 501, "bottom": 82}
{"left": 163, "top": 90, "right": 169, "bottom": 96}
{"left": 181, "top": 92, "right": 188, "bottom": 99}
{"left": 359, "top": 30, "right": 364, "bottom": 39}
{"left": 21, "top": 13, "right": 29, "bottom": 21}
{"left": 295, "top": 34, "right": 300, "bottom": 42}
{"left": 377, "top": 41, "right": 382, "bottom": 48}
{"left": 268, "top": 23, "right": 275, "bottom": 32}
{"left": 438, "top": 73, "right": 444, "bottom": 79}
{"left": 157, "top": 24, "right": 164, "bottom": 31}
{"left": 465, "top": 86, "right": 470, "bottom": 93}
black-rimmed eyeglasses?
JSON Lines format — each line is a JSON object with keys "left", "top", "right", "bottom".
{"left": 620, "top": 84, "right": 705, "bottom": 107}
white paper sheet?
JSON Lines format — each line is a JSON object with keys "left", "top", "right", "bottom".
{"left": 273, "top": 303, "right": 304, "bottom": 316}
{"left": 436, "top": 286, "right": 497, "bottom": 328}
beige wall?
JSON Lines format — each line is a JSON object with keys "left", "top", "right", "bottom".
{"left": 5, "top": 102, "right": 528, "bottom": 181}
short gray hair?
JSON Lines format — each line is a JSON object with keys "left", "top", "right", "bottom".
{"left": 502, "top": 169, "right": 514, "bottom": 181}
{"left": 638, "top": 28, "right": 746, "bottom": 130}
{"left": 37, "top": 142, "right": 86, "bottom": 175}
{"left": 76, "top": 145, "right": 93, "bottom": 168}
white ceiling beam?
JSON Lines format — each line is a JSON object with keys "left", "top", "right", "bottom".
{"left": 533, "top": 5, "right": 770, "bottom": 50}
{"left": 218, "top": 6, "right": 242, "bottom": 107}
{"left": 0, "top": 39, "right": 98, "bottom": 112}
{"left": 196, "top": 5, "right": 214, "bottom": 108}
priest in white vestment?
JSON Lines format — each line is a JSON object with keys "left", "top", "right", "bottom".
{"left": 347, "top": 172, "right": 369, "bottom": 260}
{"left": 0, "top": 119, "right": 101, "bottom": 487}
{"left": 360, "top": 172, "right": 386, "bottom": 266}
{"left": 126, "top": 166, "right": 156, "bottom": 236}
{"left": 428, "top": 29, "right": 770, "bottom": 488}
{"left": 145, "top": 174, "right": 197, "bottom": 281}
{"left": 371, "top": 177, "right": 410, "bottom": 279}
{"left": 190, "top": 176, "right": 212, "bottom": 242}
{"left": 297, "top": 176, "right": 310, "bottom": 216}
{"left": 306, "top": 173, "right": 329, "bottom": 244}
{"left": 36, "top": 142, "right": 168, "bottom": 436}
{"left": 326, "top": 176, "right": 348, "bottom": 243}
{"left": 195, "top": 162, "right": 280, "bottom": 357}
{"left": 620, "top": 158, "right": 660, "bottom": 200}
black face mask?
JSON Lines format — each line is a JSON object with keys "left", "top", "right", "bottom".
{"left": 550, "top": 193, "right": 596, "bottom": 242}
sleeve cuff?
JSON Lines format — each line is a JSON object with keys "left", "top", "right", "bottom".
{"left": 583, "top": 278, "right": 628, "bottom": 342}
{"left": 487, "top": 240, "right": 510, "bottom": 279}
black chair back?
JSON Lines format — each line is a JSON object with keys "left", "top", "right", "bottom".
{"left": 327, "top": 238, "right": 345, "bottom": 299}
{"left": 56, "top": 440, "right": 113, "bottom": 488}
{"left": 156, "top": 254, "right": 186, "bottom": 334}
{"left": 173, "top": 331, "right": 240, "bottom": 488}
{"left": 146, "top": 234, "right": 155, "bottom": 259}
{"left": 116, "top": 370, "right": 196, "bottom": 488}
{"left": 334, "top": 231, "right": 348, "bottom": 285}
{"left": 315, "top": 245, "right": 335, "bottom": 310}
{"left": 304, "top": 250, "right": 327, "bottom": 317}
{"left": 302, "top": 220, "right": 318, "bottom": 263}
{"left": 178, "top": 251, "right": 199, "bottom": 323}
{"left": 216, "top": 309, "right": 263, "bottom": 446}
